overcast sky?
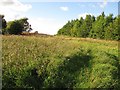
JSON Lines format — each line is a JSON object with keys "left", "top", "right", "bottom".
{"left": 0, "top": 0, "right": 119, "bottom": 35}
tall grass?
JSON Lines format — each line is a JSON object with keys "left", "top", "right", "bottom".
{"left": 2, "top": 35, "right": 119, "bottom": 89}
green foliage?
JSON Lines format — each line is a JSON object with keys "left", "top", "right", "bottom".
{"left": 0, "top": 14, "right": 7, "bottom": 34}
{"left": 57, "top": 20, "right": 75, "bottom": 36}
{"left": 5, "top": 18, "right": 32, "bottom": 35}
{"left": 0, "top": 14, "right": 32, "bottom": 35}
{"left": 0, "top": 15, "right": 7, "bottom": 29}
{"left": 104, "top": 17, "right": 119, "bottom": 40}
{"left": 72, "top": 20, "right": 81, "bottom": 36}
{"left": 57, "top": 12, "right": 119, "bottom": 40}
{"left": 90, "top": 15, "right": 106, "bottom": 39}
{"left": 2, "top": 36, "right": 119, "bottom": 89}
{"left": 6, "top": 20, "right": 23, "bottom": 35}
{"left": 18, "top": 18, "right": 32, "bottom": 32}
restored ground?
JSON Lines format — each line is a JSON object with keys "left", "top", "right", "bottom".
{"left": 2, "top": 35, "right": 119, "bottom": 88}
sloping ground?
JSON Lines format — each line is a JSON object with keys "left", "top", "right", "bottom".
{"left": 2, "top": 35, "right": 119, "bottom": 89}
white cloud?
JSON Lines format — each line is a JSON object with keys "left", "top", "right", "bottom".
{"left": 78, "top": 13, "right": 93, "bottom": 19}
{"left": 98, "top": 0, "right": 107, "bottom": 8}
{"left": 28, "top": 17, "right": 65, "bottom": 35}
{"left": 60, "top": 6, "right": 69, "bottom": 11}
{"left": 0, "top": 0, "right": 32, "bottom": 21}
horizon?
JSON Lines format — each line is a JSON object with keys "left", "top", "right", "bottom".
{"left": 0, "top": 0, "right": 119, "bottom": 35}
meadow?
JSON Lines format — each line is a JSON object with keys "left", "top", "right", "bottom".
{"left": 2, "top": 35, "right": 120, "bottom": 89}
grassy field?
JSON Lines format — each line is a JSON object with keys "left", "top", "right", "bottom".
{"left": 2, "top": 35, "right": 120, "bottom": 89}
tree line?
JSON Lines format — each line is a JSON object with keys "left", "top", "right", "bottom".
{"left": 57, "top": 12, "right": 119, "bottom": 40}
{"left": 0, "top": 14, "right": 32, "bottom": 35}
